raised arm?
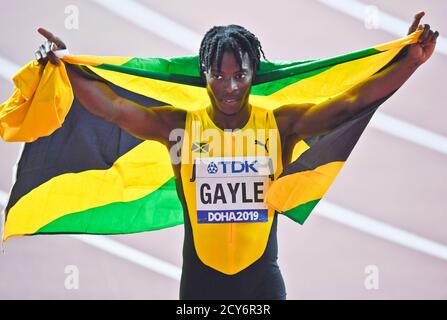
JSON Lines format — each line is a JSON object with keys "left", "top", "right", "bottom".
{"left": 275, "top": 12, "right": 439, "bottom": 141}
{"left": 36, "top": 28, "right": 185, "bottom": 145}
{"left": 64, "top": 64, "right": 184, "bottom": 144}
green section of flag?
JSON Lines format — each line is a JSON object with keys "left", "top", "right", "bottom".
{"left": 93, "top": 48, "right": 381, "bottom": 96}
{"left": 282, "top": 199, "right": 321, "bottom": 225}
{"left": 36, "top": 178, "right": 183, "bottom": 234}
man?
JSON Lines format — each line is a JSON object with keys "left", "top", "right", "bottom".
{"left": 36, "top": 12, "right": 438, "bottom": 299}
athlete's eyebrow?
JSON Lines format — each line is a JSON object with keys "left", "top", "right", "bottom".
{"left": 210, "top": 68, "right": 249, "bottom": 73}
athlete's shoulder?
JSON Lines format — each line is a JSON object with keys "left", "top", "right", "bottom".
{"left": 250, "top": 105, "right": 274, "bottom": 118}
{"left": 182, "top": 107, "right": 206, "bottom": 122}
{"left": 251, "top": 104, "right": 269, "bottom": 112}
{"left": 157, "top": 106, "right": 187, "bottom": 130}
{"left": 250, "top": 105, "right": 278, "bottom": 127}
{"left": 273, "top": 103, "right": 314, "bottom": 138}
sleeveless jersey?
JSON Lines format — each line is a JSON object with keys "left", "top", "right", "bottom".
{"left": 180, "top": 105, "right": 283, "bottom": 275}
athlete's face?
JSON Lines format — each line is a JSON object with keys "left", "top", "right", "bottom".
{"left": 204, "top": 50, "right": 253, "bottom": 116}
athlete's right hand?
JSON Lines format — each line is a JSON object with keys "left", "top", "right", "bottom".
{"left": 35, "top": 28, "right": 67, "bottom": 66}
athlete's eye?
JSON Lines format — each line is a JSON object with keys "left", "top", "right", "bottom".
{"left": 236, "top": 73, "right": 246, "bottom": 80}
{"left": 212, "top": 74, "right": 223, "bottom": 80}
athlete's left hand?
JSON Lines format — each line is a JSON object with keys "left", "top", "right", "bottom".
{"left": 406, "top": 11, "right": 439, "bottom": 66}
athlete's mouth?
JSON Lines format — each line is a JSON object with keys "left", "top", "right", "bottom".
{"left": 221, "top": 97, "right": 241, "bottom": 104}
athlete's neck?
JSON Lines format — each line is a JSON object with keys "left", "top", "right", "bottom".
{"left": 206, "top": 103, "right": 252, "bottom": 131}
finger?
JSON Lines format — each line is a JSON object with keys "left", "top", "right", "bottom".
{"left": 408, "top": 11, "right": 425, "bottom": 34}
{"left": 37, "top": 27, "right": 66, "bottom": 49}
{"left": 38, "top": 57, "right": 49, "bottom": 66}
{"left": 37, "top": 27, "right": 56, "bottom": 42}
{"left": 37, "top": 58, "right": 48, "bottom": 66}
{"left": 419, "top": 24, "right": 431, "bottom": 43}
{"left": 421, "top": 29, "right": 434, "bottom": 44}
{"left": 429, "top": 31, "right": 439, "bottom": 43}
{"left": 48, "top": 51, "right": 60, "bottom": 66}
{"left": 416, "top": 24, "right": 424, "bottom": 37}
{"left": 425, "top": 30, "right": 435, "bottom": 43}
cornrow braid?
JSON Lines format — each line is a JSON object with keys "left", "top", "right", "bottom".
{"left": 199, "top": 25, "right": 266, "bottom": 77}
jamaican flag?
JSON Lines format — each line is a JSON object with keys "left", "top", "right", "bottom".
{"left": 0, "top": 31, "right": 421, "bottom": 241}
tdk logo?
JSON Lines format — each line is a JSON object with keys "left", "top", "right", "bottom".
{"left": 207, "top": 162, "right": 218, "bottom": 174}
{"left": 217, "top": 160, "right": 258, "bottom": 174}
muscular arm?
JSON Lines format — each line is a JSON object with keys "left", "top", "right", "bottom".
{"left": 275, "top": 57, "right": 418, "bottom": 141}
{"left": 65, "top": 64, "right": 184, "bottom": 144}
{"left": 275, "top": 12, "right": 438, "bottom": 141}
{"left": 36, "top": 27, "right": 185, "bottom": 145}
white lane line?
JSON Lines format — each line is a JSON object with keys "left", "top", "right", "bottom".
{"left": 70, "top": 234, "right": 181, "bottom": 280}
{"left": 316, "top": 200, "right": 447, "bottom": 261}
{"left": 0, "top": 190, "right": 181, "bottom": 280}
{"left": 1, "top": 190, "right": 447, "bottom": 263}
{"left": 0, "top": 190, "right": 8, "bottom": 246}
{"left": 91, "top": 0, "right": 201, "bottom": 53}
{"left": 317, "top": 0, "right": 447, "bottom": 56}
{"left": 370, "top": 112, "right": 447, "bottom": 155}
{"left": 0, "top": 190, "right": 8, "bottom": 206}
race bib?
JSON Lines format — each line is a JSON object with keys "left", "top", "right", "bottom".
{"left": 195, "top": 156, "right": 273, "bottom": 224}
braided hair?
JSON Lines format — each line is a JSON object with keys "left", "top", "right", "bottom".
{"left": 199, "top": 25, "right": 266, "bottom": 77}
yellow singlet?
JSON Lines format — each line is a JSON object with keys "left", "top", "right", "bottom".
{"left": 180, "top": 105, "right": 283, "bottom": 275}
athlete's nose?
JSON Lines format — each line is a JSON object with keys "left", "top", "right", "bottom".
{"left": 224, "top": 77, "right": 238, "bottom": 93}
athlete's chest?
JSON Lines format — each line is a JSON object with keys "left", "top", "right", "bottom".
{"left": 173, "top": 108, "right": 284, "bottom": 273}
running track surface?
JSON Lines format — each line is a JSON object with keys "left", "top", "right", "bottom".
{"left": 0, "top": 0, "right": 446, "bottom": 299}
